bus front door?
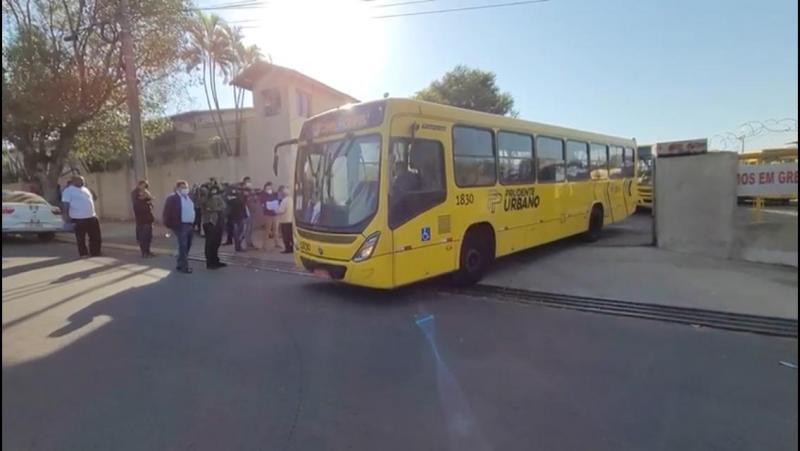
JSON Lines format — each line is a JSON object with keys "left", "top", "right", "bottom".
{"left": 389, "top": 117, "right": 455, "bottom": 286}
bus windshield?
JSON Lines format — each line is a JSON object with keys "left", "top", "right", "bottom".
{"left": 294, "top": 134, "right": 381, "bottom": 233}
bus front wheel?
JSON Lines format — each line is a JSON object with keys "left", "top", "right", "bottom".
{"left": 453, "top": 227, "right": 494, "bottom": 286}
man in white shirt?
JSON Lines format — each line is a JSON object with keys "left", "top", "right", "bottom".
{"left": 61, "top": 175, "right": 102, "bottom": 257}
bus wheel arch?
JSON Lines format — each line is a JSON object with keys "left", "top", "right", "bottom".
{"left": 453, "top": 222, "right": 495, "bottom": 286}
{"left": 583, "top": 203, "right": 604, "bottom": 242}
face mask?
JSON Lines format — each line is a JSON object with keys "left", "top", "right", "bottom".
{"left": 244, "top": 182, "right": 252, "bottom": 188}
{"left": 179, "top": 188, "right": 189, "bottom": 196}
{"left": 266, "top": 189, "right": 273, "bottom": 194}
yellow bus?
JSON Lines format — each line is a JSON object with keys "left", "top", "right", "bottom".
{"left": 738, "top": 146, "right": 797, "bottom": 166}
{"left": 636, "top": 144, "right": 654, "bottom": 208}
{"left": 275, "top": 98, "right": 638, "bottom": 289}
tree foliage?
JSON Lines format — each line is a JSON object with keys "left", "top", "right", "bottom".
{"left": 1, "top": 0, "right": 191, "bottom": 201}
{"left": 415, "top": 65, "right": 517, "bottom": 116}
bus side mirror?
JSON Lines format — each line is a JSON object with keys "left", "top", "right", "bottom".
{"left": 273, "top": 138, "right": 298, "bottom": 176}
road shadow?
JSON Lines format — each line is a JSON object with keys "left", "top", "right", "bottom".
{"left": 1, "top": 252, "right": 75, "bottom": 278}
{"left": 3, "top": 264, "right": 306, "bottom": 451}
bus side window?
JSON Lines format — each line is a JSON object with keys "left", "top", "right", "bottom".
{"left": 389, "top": 139, "right": 447, "bottom": 229}
{"left": 590, "top": 143, "right": 608, "bottom": 179}
{"left": 623, "top": 147, "right": 635, "bottom": 178}
{"left": 536, "top": 136, "right": 565, "bottom": 182}
{"left": 566, "top": 140, "right": 590, "bottom": 181}
{"left": 608, "top": 146, "right": 624, "bottom": 179}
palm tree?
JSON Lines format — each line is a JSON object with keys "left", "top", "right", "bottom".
{"left": 183, "top": 12, "right": 236, "bottom": 155}
{"left": 222, "top": 23, "right": 263, "bottom": 156}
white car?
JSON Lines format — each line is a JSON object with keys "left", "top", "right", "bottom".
{"left": 2, "top": 190, "right": 65, "bottom": 241}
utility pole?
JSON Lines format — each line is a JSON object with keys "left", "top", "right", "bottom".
{"left": 118, "top": 0, "right": 148, "bottom": 182}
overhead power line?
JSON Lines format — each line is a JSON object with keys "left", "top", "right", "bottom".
{"left": 192, "top": 1, "right": 267, "bottom": 11}
{"left": 372, "top": 0, "right": 435, "bottom": 8}
{"left": 372, "top": 0, "right": 549, "bottom": 19}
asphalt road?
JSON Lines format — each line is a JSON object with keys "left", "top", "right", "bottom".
{"left": 3, "top": 240, "right": 798, "bottom": 451}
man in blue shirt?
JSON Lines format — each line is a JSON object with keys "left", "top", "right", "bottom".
{"left": 162, "top": 180, "right": 196, "bottom": 273}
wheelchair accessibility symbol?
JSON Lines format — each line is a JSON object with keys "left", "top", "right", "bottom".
{"left": 421, "top": 226, "right": 431, "bottom": 242}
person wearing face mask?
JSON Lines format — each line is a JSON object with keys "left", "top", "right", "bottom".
{"left": 61, "top": 175, "right": 102, "bottom": 257}
{"left": 275, "top": 185, "right": 294, "bottom": 254}
{"left": 131, "top": 180, "right": 155, "bottom": 258}
{"left": 200, "top": 182, "right": 227, "bottom": 269}
{"left": 260, "top": 181, "right": 280, "bottom": 249}
{"left": 162, "top": 180, "right": 196, "bottom": 273}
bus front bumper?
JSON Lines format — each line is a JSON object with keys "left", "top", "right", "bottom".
{"left": 295, "top": 252, "right": 395, "bottom": 289}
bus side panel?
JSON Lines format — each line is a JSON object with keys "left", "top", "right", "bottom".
{"left": 564, "top": 181, "right": 593, "bottom": 236}
{"left": 521, "top": 183, "right": 565, "bottom": 250}
{"left": 493, "top": 183, "right": 542, "bottom": 257}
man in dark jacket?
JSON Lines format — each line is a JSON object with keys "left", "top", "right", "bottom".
{"left": 224, "top": 184, "right": 247, "bottom": 252}
{"left": 131, "top": 180, "right": 155, "bottom": 257}
{"left": 200, "top": 183, "right": 227, "bottom": 269}
{"left": 162, "top": 180, "right": 196, "bottom": 273}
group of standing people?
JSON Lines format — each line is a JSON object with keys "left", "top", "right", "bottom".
{"left": 155, "top": 176, "right": 294, "bottom": 274}
{"left": 59, "top": 174, "right": 293, "bottom": 275}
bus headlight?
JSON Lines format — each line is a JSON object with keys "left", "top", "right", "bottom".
{"left": 352, "top": 232, "right": 380, "bottom": 262}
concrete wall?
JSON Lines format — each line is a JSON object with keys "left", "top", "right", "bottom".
{"left": 81, "top": 157, "right": 243, "bottom": 221}
{"left": 655, "top": 151, "right": 797, "bottom": 267}
{"left": 655, "top": 152, "right": 739, "bottom": 259}
{"left": 732, "top": 207, "right": 798, "bottom": 267}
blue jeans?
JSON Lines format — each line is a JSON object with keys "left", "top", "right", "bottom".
{"left": 243, "top": 216, "right": 254, "bottom": 247}
{"left": 231, "top": 219, "right": 245, "bottom": 251}
{"left": 173, "top": 223, "right": 194, "bottom": 270}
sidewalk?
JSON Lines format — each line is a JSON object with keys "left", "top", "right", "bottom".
{"left": 57, "top": 220, "right": 295, "bottom": 267}
{"left": 482, "top": 216, "right": 798, "bottom": 320}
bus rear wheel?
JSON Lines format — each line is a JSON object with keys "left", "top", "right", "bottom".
{"left": 453, "top": 227, "right": 494, "bottom": 286}
{"left": 583, "top": 206, "right": 603, "bottom": 242}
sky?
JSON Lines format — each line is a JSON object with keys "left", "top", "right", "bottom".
{"left": 186, "top": 0, "right": 799, "bottom": 151}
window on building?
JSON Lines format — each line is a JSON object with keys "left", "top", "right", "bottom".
{"left": 566, "top": 140, "right": 590, "bottom": 181}
{"left": 498, "top": 131, "right": 534, "bottom": 184}
{"left": 608, "top": 145, "right": 624, "bottom": 179}
{"left": 622, "top": 147, "right": 636, "bottom": 178}
{"left": 590, "top": 143, "right": 608, "bottom": 179}
{"left": 536, "top": 136, "right": 565, "bottom": 182}
{"left": 453, "top": 126, "right": 496, "bottom": 187}
{"left": 296, "top": 89, "right": 311, "bottom": 118}
{"left": 262, "top": 88, "right": 281, "bottom": 116}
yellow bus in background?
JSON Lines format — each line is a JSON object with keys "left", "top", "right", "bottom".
{"left": 276, "top": 98, "right": 638, "bottom": 289}
{"left": 636, "top": 144, "right": 654, "bottom": 209}
{"left": 738, "top": 146, "right": 798, "bottom": 166}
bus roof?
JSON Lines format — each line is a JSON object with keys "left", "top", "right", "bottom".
{"left": 739, "top": 146, "right": 798, "bottom": 161}
{"left": 311, "top": 98, "right": 636, "bottom": 148}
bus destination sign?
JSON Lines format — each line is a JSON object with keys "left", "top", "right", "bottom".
{"left": 655, "top": 139, "right": 708, "bottom": 157}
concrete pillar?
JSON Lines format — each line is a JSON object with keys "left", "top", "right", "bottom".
{"left": 654, "top": 152, "right": 738, "bottom": 259}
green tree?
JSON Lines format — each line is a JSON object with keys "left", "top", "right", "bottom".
{"left": 415, "top": 65, "right": 517, "bottom": 116}
{"left": 1, "top": 0, "right": 190, "bottom": 202}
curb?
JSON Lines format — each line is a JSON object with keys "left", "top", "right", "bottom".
{"left": 456, "top": 284, "right": 799, "bottom": 337}
{"left": 54, "top": 235, "right": 302, "bottom": 275}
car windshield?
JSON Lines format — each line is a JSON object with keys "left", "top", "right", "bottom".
{"left": 294, "top": 134, "right": 381, "bottom": 233}
{"left": 2, "top": 191, "right": 49, "bottom": 204}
